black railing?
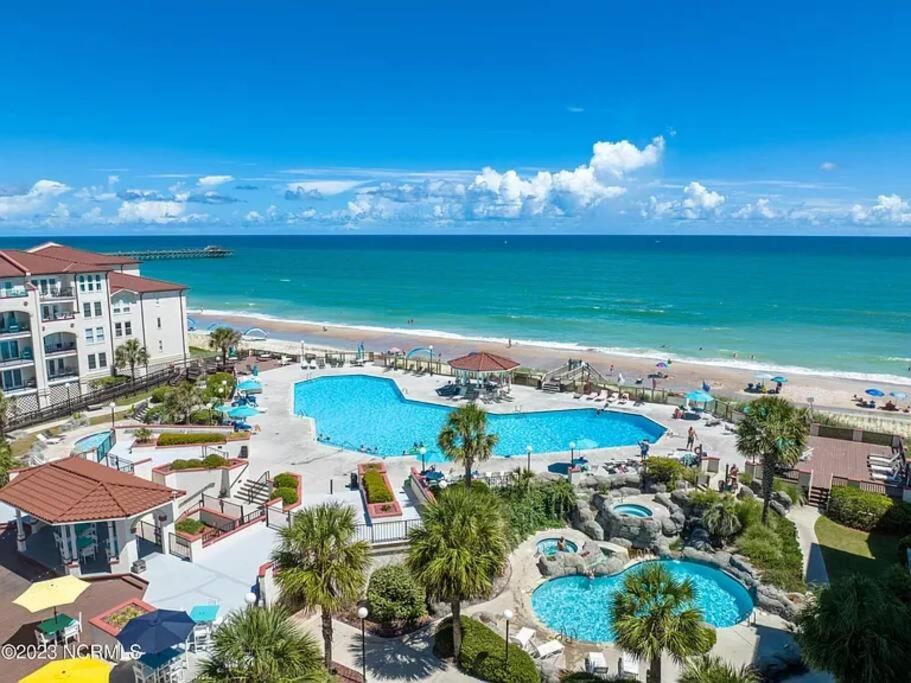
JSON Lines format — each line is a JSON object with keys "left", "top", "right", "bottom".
{"left": 168, "top": 532, "right": 192, "bottom": 560}
{"left": 44, "top": 343, "right": 78, "bottom": 355}
{"left": 39, "top": 287, "right": 75, "bottom": 299}
{"left": 266, "top": 505, "right": 292, "bottom": 530}
{"left": 135, "top": 520, "right": 162, "bottom": 546}
{"left": 354, "top": 519, "right": 422, "bottom": 545}
{"left": 201, "top": 505, "right": 266, "bottom": 545}
{"left": 201, "top": 494, "right": 244, "bottom": 519}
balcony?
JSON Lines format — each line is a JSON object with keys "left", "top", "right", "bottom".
{"left": 0, "top": 350, "right": 35, "bottom": 368}
{"left": 47, "top": 370, "right": 79, "bottom": 384}
{"left": 39, "top": 287, "right": 76, "bottom": 300}
{"left": 0, "top": 287, "right": 28, "bottom": 299}
{"left": 44, "top": 342, "right": 78, "bottom": 356}
{"left": 41, "top": 311, "right": 77, "bottom": 323}
{"left": 0, "top": 324, "right": 31, "bottom": 337}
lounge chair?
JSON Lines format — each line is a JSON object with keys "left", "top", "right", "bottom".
{"left": 533, "top": 639, "right": 564, "bottom": 659}
{"left": 868, "top": 462, "right": 897, "bottom": 474}
{"left": 510, "top": 626, "right": 536, "bottom": 651}
{"left": 870, "top": 470, "right": 901, "bottom": 483}
{"left": 868, "top": 453, "right": 899, "bottom": 466}
{"left": 36, "top": 432, "right": 63, "bottom": 446}
{"left": 585, "top": 652, "right": 609, "bottom": 677}
{"left": 619, "top": 653, "right": 640, "bottom": 678}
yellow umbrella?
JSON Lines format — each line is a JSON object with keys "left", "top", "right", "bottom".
{"left": 19, "top": 657, "right": 111, "bottom": 683}
{"left": 13, "top": 576, "right": 90, "bottom": 617}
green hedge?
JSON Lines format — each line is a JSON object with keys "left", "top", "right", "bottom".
{"left": 366, "top": 564, "right": 426, "bottom": 624}
{"left": 90, "top": 375, "right": 130, "bottom": 390}
{"left": 363, "top": 470, "right": 394, "bottom": 504}
{"left": 272, "top": 472, "right": 298, "bottom": 489}
{"left": 150, "top": 386, "right": 173, "bottom": 404}
{"left": 734, "top": 502, "right": 805, "bottom": 592}
{"left": 273, "top": 486, "right": 298, "bottom": 505}
{"left": 157, "top": 432, "right": 227, "bottom": 447}
{"left": 169, "top": 454, "right": 228, "bottom": 470}
{"left": 175, "top": 518, "right": 205, "bottom": 535}
{"left": 188, "top": 409, "right": 220, "bottom": 425}
{"left": 434, "top": 616, "right": 539, "bottom": 683}
{"left": 644, "top": 456, "right": 686, "bottom": 485}
{"left": 828, "top": 486, "right": 911, "bottom": 532}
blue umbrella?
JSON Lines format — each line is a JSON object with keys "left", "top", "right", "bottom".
{"left": 866, "top": 388, "right": 885, "bottom": 397}
{"left": 116, "top": 609, "right": 195, "bottom": 655}
{"left": 228, "top": 405, "right": 259, "bottom": 419}
{"left": 890, "top": 391, "right": 908, "bottom": 400}
{"left": 685, "top": 389, "right": 714, "bottom": 403}
{"left": 213, "top": 404, "right": 232, "bottom": 414}
{"left": 237, "top": 379, "right": 262, "bottom": 392}
{"left": 770, "top": 376, "right": 788, "bottom": 384}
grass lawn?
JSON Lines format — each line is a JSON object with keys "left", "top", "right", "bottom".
{"left": 814, "top": 515, "right": 902, "bottom": 581}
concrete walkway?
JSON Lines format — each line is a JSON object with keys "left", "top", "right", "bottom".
{"left": 790, "top": 504, "right": 829, "bottom": 585}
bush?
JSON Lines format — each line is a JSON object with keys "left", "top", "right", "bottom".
{"left": 272, "top": 472, "right": 298, "bottom": 489}
{"left": 175, "top": 518, "right": 205, "bottom": 535}
{"left": 273, "top": 486, "right": 298, "bottom": 505}
{"left": 150, "top": 386, "right": 174, "bottom": 404}
{"left": 133, "top": 427, "right": 153, "bottom": 443}
{"left": 90, "top": 375, "right": 130, "bottom": 390}
{"left": 363, "top": 470, "right": 394, "bottom": 504}
{"left": 157, "top": 432, "right": 227, "bottom": 447}
{"left": 188, "top": 409, "right": 220, "bottom": 425}
{"left": 366, "top": 564, "right": 426, "bottom": 624}
{"left": 143, "top": 404, "right": 168, "bottom": 424}
{"left": 204, "top": 372, "right": 237, "bottom": 401}
{"left": 201, "top": 454, "right": 228, "bottom": 468}
{"left": 827, "top": 486, "right": 905, "bottom": 532}
{"left": 735, "top": 509, "right": 805, "bottom": 592}
{"left": 434, "top": 616, "right": 539, "bottom": 683}
{"left": 496, "top": 477, "right": 576, "bottom": 547}
{"left": 688, "top": 489, "right": 722, "bottom": 511}
{"left": 644, "top": 456, "right": 686, "bottom": 485}
{"left": 169, "top": 455, "right": 227, "bottom": 470}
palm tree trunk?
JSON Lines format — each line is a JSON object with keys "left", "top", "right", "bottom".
{"left": 321, "top": 608, "right": 333, "bottom": 669}
{"left": 464, "top": 458, "right": 473, "bottom": 486}
{"left": 451, "top": 600, "right": 462, "bottom": 659}
{"left": 647, "top": 655, "right": 661, "bottom": 683}
{"left": 761, "top": 458, "right": 774, "bottom": 524}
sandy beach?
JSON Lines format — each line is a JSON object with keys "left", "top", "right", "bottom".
{"left": 190, "top": 310, "right": 911, "bottom": 428}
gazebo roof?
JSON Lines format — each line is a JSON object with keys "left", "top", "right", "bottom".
{"left": 448, "top": 351, "right": 520, "bottom": 373}
{"left": 0, "top": 457, "right": 182, "bottom": 523}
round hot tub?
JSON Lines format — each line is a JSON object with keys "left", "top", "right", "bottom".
{"left": 536, "top": 538, "right": 579, "bottom": 556}
{"left": 613, "top": 503, "right": 653, "bottom": 518}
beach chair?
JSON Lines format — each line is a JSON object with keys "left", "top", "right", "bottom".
{"left": 868, "top": 453, "right": 899, "bottom": 466}
{"left": 533, "top": 639, "right": 564, "bottom": 659}
{"left": 870, "top": 469, "right": 901, "bottom": 483}
{"left": 36, "top": 432, "right": 63, "bottom": 446}
{"left": 868, "top": 461, "right": 897, "bottom": 474}
{"left": 585, "top": 651, "right": 609, "bottom": 678}
{"left": 619, "top": 653, "right": 640, "bottom": 679}
{"left": 510, "top": 626, "right": 536, "bottom": 651}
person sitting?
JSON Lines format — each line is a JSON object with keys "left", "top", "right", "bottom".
{"left": 557, "top": 537, "right": 566, "bottom": 552}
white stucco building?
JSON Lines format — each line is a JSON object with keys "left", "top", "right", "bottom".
{"left": 0, "top": 242, "right": 189, "bottom": 411}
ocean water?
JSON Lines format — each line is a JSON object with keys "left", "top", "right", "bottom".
{"left": 7, "top": 235, "right": 910, "bottom": 380}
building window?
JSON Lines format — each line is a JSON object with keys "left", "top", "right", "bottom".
{"left": 2, "top": 368, "right": 23, "bottom": 389}
{"left": 94, "top": 274, "right": 102, "bottom": 290}
{"left": 83, "top": 303, "right": 92, "bottom": 317}
{"left": 99, "top": 352, "right": 107, "bottom": 368}
{"left": 87, "top": 354, "right": 96, "bottom": 370}
{"left": 157, "top": 317, "right": 162, "bottom": 329}
{"left": 95, "top": 326, "right": 105, "bottom": 342}
{"left": 94, "top": 301, "right": 102, "bottom": 316}
{"left": 115, "top": 322, "right": 122, "bottom": 337}
{"left": 84, "top": 328, "right": 94, "bottom": 344}
{"left": 125, "top": 321, "right": 132, "bottom": 336}
{"left": 78, "top": 275, "right": 85, "bottom": 292}
{"left": 158, "top": 340, "right": 163, "bottom": 352}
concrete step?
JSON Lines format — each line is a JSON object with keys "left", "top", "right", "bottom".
{"left": 236, "top": 479, "right": 273, "bottom": 505}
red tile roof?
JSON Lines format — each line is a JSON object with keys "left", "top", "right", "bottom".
{"left": 0, "top": 457, "right": 182, "bottom": 523}
{"left": 448, "top": 351, "right": 520, "bottom": 373}
{"left": 29, "top": 243, "right": 138, "bottom": 267}
{"left": 0, "top": 250, "right": 103, "bottom": 276}
{"left": 109, "top": 272, "right": 186, "bottom": 294}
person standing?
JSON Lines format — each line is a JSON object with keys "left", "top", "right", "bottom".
{"left": 687, "top": 426, "right": 697, "bottom": 450}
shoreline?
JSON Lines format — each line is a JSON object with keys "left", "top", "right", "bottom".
{"left": 189, "top": 309, "right": 911, "bottom": 421}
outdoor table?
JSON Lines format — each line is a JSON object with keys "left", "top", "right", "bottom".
{"left": 422, "top": 470, "right": 444, "bottom": 483}
{"left": 77, "top": 535, "right": 95, "bottom": 550}
{"left": 189, "top": 604, "right": 219, "bottom": 623}
{"left": 36, "top": 613, "right": 74, "bottom": 643}
{"left": 137, "top": 646, "right": 184, "bottom": 682}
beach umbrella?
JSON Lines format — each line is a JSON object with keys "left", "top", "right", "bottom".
{"left": 213, "top": 403, "right": 232, "bottom": 414}
{"left": 387, "top": 347, "right": 403, "bottom": 355}
{"left": 236, "top": 379, "right": 262, "bottom": 393}
{"left": 116, "top": 609, "right": 195, "bottom": 655}
{"left": 228, "top": 405, "right": 259, "bottom": 419}
{"left": 755, "top": 372, "right": 774, "bottom": 381}
{"left": 19, "top": 657, "right": 111, "bottom": 683}
{"left": 770, "top": 375, "right": 788, "bottom": 384}
{"left": 865, "top": 388, "right": 885, "bottom": 397}
{"left": 14, "top": 576, "right": 90, "bottom": 619}
{"left": 685, "top": 389, "right": 714, "bottom": 403}
{"left": 890, "top": 391, "right": 908, "bottom": 400}
{"left": 655, "top": 362, "right": 668, "bottom": 369}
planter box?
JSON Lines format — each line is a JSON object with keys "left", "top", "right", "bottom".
{"left": 357, "top": 463, "right": 402, "bottom": 520}
{"left": 265, "top": 471, "right": 302, "bottom": 512}
{"left": 89, "top": 598, "right": 156, "bottom": 660}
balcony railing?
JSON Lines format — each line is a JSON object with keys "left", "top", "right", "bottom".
{"left": 44, "top": 343, "right": 77, "bottom": 355}
{"left": 39, "top": 287, "right": 75, "bottom": 300}
{"left": 0, "top": 352, "right": 34, "bottom": 367}
{"left": 0, "top": 324, "right": 30, "bottom": 336}
{"left": 0, "top": 287, "right": 28, "bottom": 299}
{"left": 47, "top": 370, "right": 79, "bottom": 383}
{"left": 41, "top": 311, "right": 77, "bottom": 322}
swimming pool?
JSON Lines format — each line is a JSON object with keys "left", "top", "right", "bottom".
{"left": 293, "top": 375, "right": 665, "bottom": 461}
{"left": 72, "top": 431, "right": 113, "bottom": 456}
{"left": 537, "top": 538, "right": 579, "bottom": 556}
{"left": 531, "top": 560, "right": 753, "bottom": 642}
{"left": 613, "top": 503, "right": 653, "bottom": 518}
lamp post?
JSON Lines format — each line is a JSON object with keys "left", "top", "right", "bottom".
{"left": 419, "top": 446, "right": 427, "bottom": 474}
{"left": 65, "top": 381, "right": 72, "bottom": 407}
{"left": 109, "top": 401, "right": 116, "bottom": 430}
{"left": 244, "top": 591, "right": 257, "bottom": 608}
{"left": 526, "top": 445, "right": 533, "bottom": 473}
{"left": 357, "top": 606, "right": 369, "bottom": 682}
{"left": 428, "top": 345, "right": 434, "bottom": 376}
{"left": 569, "top": 441, "right": 576, "bottom": 468}
{"left": 503, "top": 609, "right": 513, "bottom": 666}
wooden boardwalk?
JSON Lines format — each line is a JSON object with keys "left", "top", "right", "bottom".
{"left": 106, "top": 245, "right": 232, "bottom": 261}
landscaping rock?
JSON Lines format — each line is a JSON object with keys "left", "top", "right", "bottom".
{"left": 769, "top": 500, "right": 788, "bottom": 517}
{"left": 652, "top": 483, "right": 668, "bottom": 493}
{"left": 736, "top": 486, "right": 755, "bottom": 500}
{"left": 618, "top": 486, "right": 641, "bottom": 498}
{"left": 772, "top": 490, "right": 793, "bottom": 511}
{"left": 682, "top": 547, "right": 716, "bottom": 565}
{"left": 608, "top": 536, "right": 633, "bottom": 549}
{"left": 686, "top": 527, "right": 713, "bottom": 552}
{"left": 581, "top": 520, "right": 604, "bottom": 541}
{"left": 537, "top": 658, "right": 561, "bottom": 683}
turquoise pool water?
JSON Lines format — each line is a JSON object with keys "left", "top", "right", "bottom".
{"left": 613, "top": 503, "right": 653, "bottom": 518}
{"left": 531, "top": 560, "right": 754, "bottom": 643}
{"left": 537, "top": 538, "right": 579, "bottom": 555}
{"left": 72, "top": 431, "right": 112, "bottom": 455}
{"left": 293, "top": 375, "right": 665, "bottom": 461}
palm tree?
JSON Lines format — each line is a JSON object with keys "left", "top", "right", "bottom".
{"left": 271, "top": 502, "right": 370, "bottom": 670}
{"left": 164, "top": 381, "right": 203, "bottom": 424}
{"left": 0, "top": 390, "right": 12, "bottom": 436}
{"left": 610, "top": 563, "right": 716, "bottom": 683}
{"left": 437, "top": 403, "right": 498, "bottom": 485}
{"left": 735, "top": 396, "right": 808, "bottom": 524}
{"left": 114, "top": 338, "right": 150, "bottom": 382}
{"left": 680, "top": 655, "right": 759, "bottom": 683}
{"left": 406, "top": 484, "right": 508, "bottom": 659}
{"left": 795, "top": 574, "right": 911, "bottom": 683}
{"left": 209, "top": 326, "right": 242, "bottom": 367}
{"left": 199, "top": 605, "right": 328, "bottom": 682}
{"left": 701, "top": 495, "right": 742, "bottom": 544}
{"left": 0, "top": 438, "right": 21, "bottom": 487}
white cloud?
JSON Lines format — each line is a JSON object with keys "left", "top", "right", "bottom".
{"left": 643, "top": 181, "right": 725, "bottom": 220}
{"left": 286, "top": 180, "right": 363, "bottom": 196}
{"left": 566, "top": 106, "right": 585, "bottom": 113}
{"left": 0, "top": 179, "right": 71, "bottom": 219}
{"left": 819, "top": 161, "right": 837, "bottom": 172}
{"left": 733, "top": 197, "right": 780, "bottom": 220}
{"left": 197, "top": 175, "right": 234, "bottom": 188}
{"left": 115, "top": 200, "right": 205, "bottom": 224}
{"left": 851, "top": 194, "right": 911, "bottom": 225}
{"left": 590, "top": 136, "right": 665, "bottom": 180}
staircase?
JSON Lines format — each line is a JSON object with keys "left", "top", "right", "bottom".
{"left": 807, "top": 486, "right": 830, "bottom": 509}
{"left": 541, "top": 360, "right": 609, "bottom": 392}
{"left": 235, "top": 474, "right": 273, "bottom": 506}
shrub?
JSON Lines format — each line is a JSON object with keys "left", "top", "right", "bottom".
{"left": 188, "top": 409, "right": 220, "bottom": 425}
{"left": 828, "top": 486, "right": 898, "bottom": 532}
{"left": 495, "top": 477, "right": 575, "bottom": 547}
{"left": 90, "top": 375, "right": 130, "bottom": 390}
{"left": 175, "top": 518, "right": 205, "bottom": 535}
{"left": 150, "top": 386, "right": 173, "bottom": 404}
{"left": 201, "top": 454, "right": 228, "bottom": 468}
{"left": 735, "top": 510, "right": 805, "bottom": 592}
{"left": 133, "top": 427, "right": 153, "bottom": 443}
{"left": 272, "top": 472, "right": 298, "bottom": 489}
{"left": 363, "top": 470, "right": 394, "bottom": 504}
{"left": 366, "top": 564, "right": 426, "bottom": 624}
{"left": 644, "top": 456, "right": 686, "bottom": 485}
{"left": 688, "top": 489, "right": 722, "bottom": 511}
{"left": 157, "top": 432, "right": 227, "bottom": 447}
{"left": 143, "top": 404, "right": 168, "bottom": 424}
{"left": 434, "top": 616, "right": 540, "bottom": 683}
{"left": 273, "top": 486, "right": 298, "bottom": 505}
{"left": 169, "top": 455, "right": 227, "bottom": 471}
{"left": 204, "top": 372, "right": 237, "bottom": 401}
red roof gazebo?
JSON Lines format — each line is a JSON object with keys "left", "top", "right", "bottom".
{"left": 448, "top": 352, "right": 519, "bottom": 382}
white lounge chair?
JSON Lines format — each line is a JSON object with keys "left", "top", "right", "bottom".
{"left": 36, "top": 432, "right": 63, "bottom": 446}
{"left": 585, "top": 651, "right": 609, "bottom": 677}
{"left": 533, "top": 639, "right": 564, "bottom": 659}
{"left": 868, "top": 453, "right": 899, "bottom": 466}
{"left": 619, "top": 653, "right": 640, "bottom": 678}
{"left": 510, "top": 626, "right": 536, "bottom": 651}
{"left": 868, "top": 462, "right": 897, "bottom": 474}
{"left": 870, "top": 470, "right": 902, "bottom": 483}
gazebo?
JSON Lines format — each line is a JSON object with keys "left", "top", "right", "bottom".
{"left": 447, "top": 352, "right": 520, "bottom": 386}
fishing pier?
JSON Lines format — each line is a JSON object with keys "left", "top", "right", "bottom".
{"left": 106, "top": 245, "right": 233, "bottom": 261}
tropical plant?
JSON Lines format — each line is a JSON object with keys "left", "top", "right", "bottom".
{"left": 680, "top": 655, "right": 759, "bottom": 683}
{"left": 407, "top": 484, "right": 508, "bottom": 659}
{"left": 133, "top": 427, "right": 153, "bottom": 443}
{"left": 114, "top": 338, "right": 150, "bottom": 381}
{"left": 795, "top": 574, "right": 911, "bottom": 683}
{"left": 643, "top": 456, "right": 686, "bottom": 485}
{"left": 0, "top": 391, "right": 12, "bottom": 436}
{"left": 701, "top": 495, "right": 743, "bottom": 543}
{"left": 198, "top": 605, "right": 328, "bottom": 682}
{"left": 163, "top": 381, "right": 204, "bottom": 424}
{"left": 271, "top": 502, "right": 370, "bottom": 669}
{"left": 609, "top": 563, "right": 716, "bottom": 683}
{"left": 433, "top": 615, "right": 539, "bottom": 683}
{"left": 0, "top": 437, "right": 21, "bottom": 487}
{"left": 209, "top": 326, "right": 243, "bottom": 367}
{"left": 735, "top": 396, "right": 808, "bottom": 524}
{"left": 437, "top": 403, "right": 498, "bottom": 485}
{"left": 366, "top": 564, "right": 426, "bottom": 624}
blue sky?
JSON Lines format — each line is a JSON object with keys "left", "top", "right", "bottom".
{"left": 1, "top": 1, "right": 910, "bottom": 234}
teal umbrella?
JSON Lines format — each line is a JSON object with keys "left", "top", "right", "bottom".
{"left": 237, "top": 379, "right": 262, "bottom": 392}
{"left": 228, "top": 405, "right": 259, "bottom": 419}
{"left": 685, "top": 389, "right": 713, "bottom": 403}
{"left": 770, "top": 375, "right": 788, "bottom": 384}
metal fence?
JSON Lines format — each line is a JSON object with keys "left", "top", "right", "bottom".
{"left": 201, "top": 494, "right": 245, "bottom": 518}
{"left": 168, "top": 532, "right": 192, "bottom": 560}
{"left": 265, "top": 505, "right": 291, "bottom": 530}
{"left": 135, "top": 520, "right": 161, "bottom": 547}
{"left": 353, "top": 519, "right": 421, "bottom": 545}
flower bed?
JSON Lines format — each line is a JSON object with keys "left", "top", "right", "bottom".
{"left": 357, "top": 463, "right": 402, "bottom": 519}
{"left": 89, "top": 598, "right": 156, "bottom": 637}
{"left": 268, "top": 471, "right": 302, "bottom": 511}
{"left": 157, "top": 432, "right": 228, "bottom": 447}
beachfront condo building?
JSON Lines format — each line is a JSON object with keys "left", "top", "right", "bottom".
{"left": 0, "top": 242, "right": 189, "bottom": 412}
